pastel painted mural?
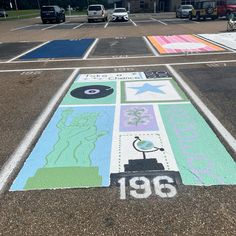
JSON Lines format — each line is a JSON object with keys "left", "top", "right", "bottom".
{"left": 199, "top": 33, "right": 236, "bottom": 49}
{"left": 10, "top": 70, "right": 236, "bottom": 191}
{"left": 147, "top": 35, "right": 225, "bottom": 54}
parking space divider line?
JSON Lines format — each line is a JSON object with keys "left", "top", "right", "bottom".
{"left": 41, "top": 22, "right": 66, "bottom": 31}
{"left": 157, "top": 20, "right": 168, "bottom": 26}
{"left": 6, "top": 41, "right": 51, "bottom": 62}
{"left": 194, "top": 34, "right": 236, "bottom": 52}
{"left": 142, "top": 36, "right": 160, "bottom": 57}
{"left": 130, "top": 19, "right": 137, "bottom": 26}
{"left": 73, "top": 23, "right": 85, "bottom": 29}
{"left": 0, "top": 69, "right": 79, "bottom": 194}
{"left": 11, "top": 24, "right": 39, "bottom": 31}
{"left": 83, "top": 38, "right": 99, "bottom": 59}
{"left": 104, "top": 21, "right": 109, "bottom": 28}
{"left": 166, "top": 64, "right": 236, "bottom": 153}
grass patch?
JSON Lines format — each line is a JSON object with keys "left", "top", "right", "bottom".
{"left": 0, "top": 9, "right": 39, "bottom": 20}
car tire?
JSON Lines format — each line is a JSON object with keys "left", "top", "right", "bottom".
{"left": 196, "top": 12, "right": 200, "bottom": 21}
{"left": 189, "top": 13, "right": 193, "bottom": 20}
{"left": 63, "top": 16, "right": 65, "bottom": 22}
{"left": 42, "top": 20, "right": 47, "bottom": 24}
{"left": 176, "top": 13, "right": 179, "bottom": 18}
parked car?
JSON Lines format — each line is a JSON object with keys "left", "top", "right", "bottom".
{"left": 41, "top": 5, "right": 65, "bottom": 24}
{"left": 0, "top": 9, "right": 8, "bottom": 17}
{"left": 189, "top": 0, "right": 218, "bottom": 20}
{"left": 87, "top": 4, "right": 108, "bottom": 23}
{"left": 176, "top": 5, "right": 193, "bottom": 18}
{"left": 112, "top": 8, "right": 129, "bottom": 21}
{"left": 217, "top": 0, "right": 236, "bottom": 18}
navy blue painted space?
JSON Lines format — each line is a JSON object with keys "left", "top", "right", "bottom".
{"left": 20, "top": 39, "right": 94, "bottom": 60}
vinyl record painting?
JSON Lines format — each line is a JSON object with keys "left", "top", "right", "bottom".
{"left": 71, "top": 85, "right": 114, "bottom": 99}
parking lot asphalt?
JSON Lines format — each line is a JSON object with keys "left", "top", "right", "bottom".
{"left": 0, "top": 13, "right": 236, "bottom": 236}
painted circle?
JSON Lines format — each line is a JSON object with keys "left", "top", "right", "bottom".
{"left": 70, "top": 85, "right": 114, "bottom": 99}
{"left": 84, "top": 89, "right": 100, "bottom": 95}
{"left": 137, "top": 140, "right": 154, "bottom": 150}
{"left": 163, "top": 42, "right": 206, "bottom": 50}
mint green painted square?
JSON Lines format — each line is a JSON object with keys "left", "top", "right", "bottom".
{"left": 61, "top": 81, "right": 116, "bottom": 105}
{"left": 159, "top": 103, "right": 236, "bottom": 186}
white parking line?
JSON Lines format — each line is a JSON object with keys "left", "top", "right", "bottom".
{"left": 73, "top": 23, "right": 85, "bottom": 29}
{"left": 104, "top": 21, "right": 109, "bottom": 28}
{"left": 7, "top": 41, "right": 51, "bottom": 62}
{"left": 11, "top": 24, "right": 38, "bottom": 31}
{"left": 82, "top": 38, "right": 99, "bottom": 59}
{"left": 166, "top": 64, "right": 236, "bottom": 153}
{"left": 41, "top": 22, "right": 67, "bottom": 31}
{"left": 1, "top": 59, "right": 236, "bottom": 73}
{"left": 157, "top": 20, "right": 168, "bottom": 25}
{"left": 142, "top": 36, "right": 160, "bottom": 57}
{"left": 0, "top": 69, "right": 79, "bottom": 194}
{"left": 130, "top": 19, "right": 137, "bottom": 26}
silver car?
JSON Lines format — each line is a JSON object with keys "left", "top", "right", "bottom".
{"left": 176, "top": 5, "right": 193, "bottom": 18}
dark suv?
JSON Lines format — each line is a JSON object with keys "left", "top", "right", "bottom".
{"left": 189, "top": 0, "right": 218, "bottom": 20}
{"left": 41, "top": 5, "right": 65, "bottom": 24}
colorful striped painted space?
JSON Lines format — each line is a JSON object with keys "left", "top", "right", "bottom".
{"left": 148, "top": 35, "right": 225, "bottom": 54}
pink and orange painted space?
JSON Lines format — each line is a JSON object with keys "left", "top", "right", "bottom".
{"left": 148, "top": 34, "right": 225, "bottom": 54}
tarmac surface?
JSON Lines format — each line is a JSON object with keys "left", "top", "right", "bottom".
{"left": 0, "top": 13, "right": 235, "bottom": 235}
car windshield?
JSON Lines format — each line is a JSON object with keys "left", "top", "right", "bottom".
{"left": 202, "top": 2, "right": 216, "bottom": 7}
{"left": 114, "top": 8, "right": 127, "bottom": 13}
{"left": 42, "top": 7, "right": 54, "bottom": 11}
{"left": 88, "top": 6, "right": 102, "bottom": 11}
{"left": 226, "top": 0, "right": 236, "bottom": 4}
{"left": 182, "top": 5, "right": 192, "bottom": 9}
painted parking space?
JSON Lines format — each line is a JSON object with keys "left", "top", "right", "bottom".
{"left": 0, "top": 42, "right": 41, "bottom": 61}
{"left": 108, "top": 21, "right": 134, "bottom": 27}
{"left": 161, "top": 19, "right": 195, "bottom": 24}
{"left": 10, "top": 69, "right": 236, "bottom": 191}
{"left": 175, "top": 63, "right": 236, "bottom": 137}
{"left": 89, "top": 37, "right": 153, "bottom": 58}
{"left": 147, "top": 34, "right": 225, "bottom": 54}
{"left": 24, "top": 24, "right": 55, "bottom": 30}
{"left": 199, "top": 33, "right": 236, "bottom": 50}
{"left": 19, "top": 39, "right": 95, "bottom": 60}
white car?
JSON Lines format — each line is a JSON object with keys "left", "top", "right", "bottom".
{"left": 87, "top": 4, "right": 108, "bottom": 23}
{"left": 112, "top": 8, "right": 129, "bottom": 21}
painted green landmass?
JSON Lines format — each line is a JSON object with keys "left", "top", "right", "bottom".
{"left": 45, "top": 109, "right": 107, "bottom": 168}
{"left": 24, "top": 167, "right": 102, "bottom": 189}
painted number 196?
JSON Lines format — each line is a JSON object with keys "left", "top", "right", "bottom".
{"left": 118, "top": 176, "right": 177, "bottom": 200}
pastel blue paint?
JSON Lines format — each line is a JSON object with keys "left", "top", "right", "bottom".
{"left": 11, "top": 106, "right": 115, "bottom": 190}
{"left": 20, "top": 39, "right": 94, "bottom": 60}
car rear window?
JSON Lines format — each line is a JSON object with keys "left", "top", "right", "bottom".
{"left": 182, "top": 6, "right": 192, "bottom": 9}
{"left": 88, "top": 6, "right": 102, "bottom": 11}
{"left": 42, "top": 7, "right": 55, "bottom": 11}
{"left": 114, "top": 9, "right": 126, "bottom": 13}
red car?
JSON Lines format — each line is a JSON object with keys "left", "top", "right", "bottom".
{"left": 217, "top": 0, "right": 236, "bottom": 18}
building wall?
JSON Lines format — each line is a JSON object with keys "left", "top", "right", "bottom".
{"left": 124, "top": 0, "right": 181, "bottom": 12}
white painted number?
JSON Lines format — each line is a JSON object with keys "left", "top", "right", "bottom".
{"left": 153, "top": 176, "right": 177, "bottom": 198}
{"left": 118, "top": 176, "right": 177, "bottom": 200}
{"left": 129, "top": 177, "right": 152, "bottom": 199}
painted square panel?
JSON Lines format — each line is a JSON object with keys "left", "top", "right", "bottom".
{"left": 120, "top": 105, "right": 158, "bottom": 132}
{"left": 147, "top": 35, "right": 225, "bottom": 54}
{"left": 61, "top": 81, "right": 116, "bottom": 105}
{"left": 121, "top": 80, "right": 186, "bottom": 103}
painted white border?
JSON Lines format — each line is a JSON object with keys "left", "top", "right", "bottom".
{"left": 0, "top": 69, "right": 79, "bottom": 193}
{"left": 7, "top": 41, "right": 51, "bottom": 62}
{"left": 166, "top": 64, "right": 236, "bottom": 153}
{"left": 143, "top": 36, "right": 160, "bottom": 57}
{"left": 83, "top": 38, "right": 99, "bottom": 59}
{"left": 1, "top": 59, "right": 236, "bottom": 72}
